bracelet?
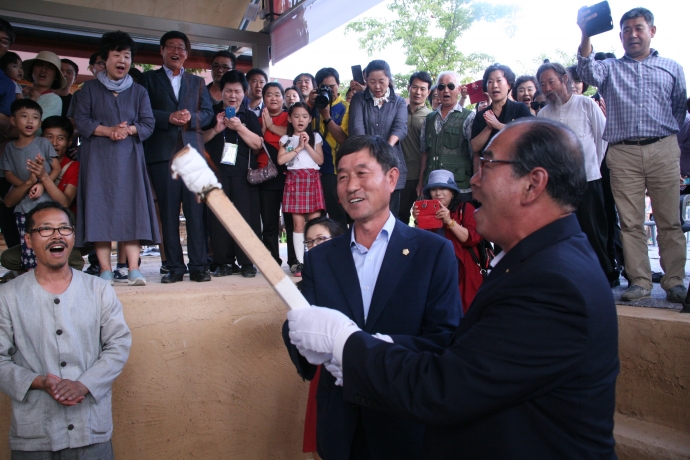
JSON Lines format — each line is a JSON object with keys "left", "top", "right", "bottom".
{"left": 446, "top": 220, "right": 456, "bottom": 229}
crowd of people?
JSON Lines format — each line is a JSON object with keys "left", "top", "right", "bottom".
{"left": 0, "top": 4, "right": 687, "bottom": 459}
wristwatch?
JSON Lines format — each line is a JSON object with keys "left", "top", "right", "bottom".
{"left": 323, "top": 118, "right": 332, "bottom": 125}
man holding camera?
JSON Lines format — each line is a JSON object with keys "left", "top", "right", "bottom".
{"left": 577, "top": 7, "right": 687, "bottom": 303}
{"left": 309, "top": 67, "right": 349, "bottom": 227}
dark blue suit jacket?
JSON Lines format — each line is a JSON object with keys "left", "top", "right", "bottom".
{"left": 139, "top": 68, "right": 213, "bottom": 164}
{"left": 285, "top": 220, "right": 461, "bottom": 460}
{"left": 341, "top": 214, "right": 619, "bottom": 459}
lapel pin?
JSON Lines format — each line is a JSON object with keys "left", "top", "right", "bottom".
{"left": 402, "top": 249, "right": 410, "bottom": 256}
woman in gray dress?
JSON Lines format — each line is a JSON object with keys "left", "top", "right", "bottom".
{"left": 348, "top": 59, "right": 408, "bottom": 216}
{"left": 74, "top": 31, "right": 158, "bottom": 286}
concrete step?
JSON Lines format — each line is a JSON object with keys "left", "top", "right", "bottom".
{"left": 615, "top": 413, "right": 690, "bottom": 460}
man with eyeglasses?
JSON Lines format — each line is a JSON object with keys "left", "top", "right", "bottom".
{"left": 206, "top": 50, "right": 236, "bottom": 105}
{"left": 0, "top": 17, "right": 16, "bottom": 133}
{"left": 140, "top": 31, "right": 214, "bottom": 284}
{"left": 0, "top": 201, "right": 131, "bottom": 460}
{"left": 287, "top": 119, "right": 619, "bottom": 459}
{"left": 420, "top": 71, "right": 474, "bottom": 202}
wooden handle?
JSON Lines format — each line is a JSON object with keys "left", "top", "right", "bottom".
{"left": 204, "top": 189, "right": 310, "bottom": 310}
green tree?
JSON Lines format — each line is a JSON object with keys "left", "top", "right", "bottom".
{"left": 346, "top": 0, "right": 517, "bottom": 96}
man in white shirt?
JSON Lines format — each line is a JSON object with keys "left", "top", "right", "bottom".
{"left": 537, "top": 62, "right": 613, "bottom": 283}
{"left": 0, "top": 202, "right": 131, "bottom": 458}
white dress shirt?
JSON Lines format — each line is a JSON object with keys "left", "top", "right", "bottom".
{"left": 538, "top": 95, "right": 608, "bottom": 181}
{"left": 163, "top": 65, "right": 184, "bottom": 100}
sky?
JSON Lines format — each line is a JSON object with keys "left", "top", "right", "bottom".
{"left": 269, "top": 0, "right": 690, "bottom": 85}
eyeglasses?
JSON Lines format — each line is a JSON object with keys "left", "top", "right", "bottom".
{"left": 0, "top": 38, "right": 11, "bottom": 48}
{"left": 164, "top": 44, "right": 187, "bottom": 53}
{"left": 212, "top": 63, "right": 232, "bottom": 71}
{"left": 28, "top": 226, "right": 75, "bottom": 237}
{"left": 437, "top": 83, "right": 456, "bottom": 91}
{"left": 531, "top": 101, "right": 547, "bottom": 110}
{"left": 93, "top": 61, "right": 106, "bottom": 68}
{"left": 304, "top": 236, "right": 331, "bottom": 250}
{"left": 476, "top": 156, "right": 520, "bottom": 178}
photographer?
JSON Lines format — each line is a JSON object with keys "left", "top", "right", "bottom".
{"left": 307, "top": 67, "right": 349, "bottom": 227}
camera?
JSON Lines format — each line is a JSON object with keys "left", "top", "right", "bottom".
{"left": 315, "top": 84, "right": 332, "bottom": 109}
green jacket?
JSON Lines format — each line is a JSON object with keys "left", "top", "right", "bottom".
{"left": 424, "top": 108, "right": 473, "bottom": 190}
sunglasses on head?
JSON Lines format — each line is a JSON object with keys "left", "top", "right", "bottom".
{"left": 531, "top": 101, "right": 547, "bottom": 110}
{"left": 437, "top": 83, "right": 456, "bottom": 91}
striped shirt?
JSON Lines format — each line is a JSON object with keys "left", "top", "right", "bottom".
{"left": 577, "top": 49, "right": 687, "bottom": 144}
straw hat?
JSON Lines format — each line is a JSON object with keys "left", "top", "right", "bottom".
{"left": 22, "top": 51, "right": 68, "bottom": 90}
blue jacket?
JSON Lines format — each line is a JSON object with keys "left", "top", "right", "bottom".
{"left": 342, "top": 214, "right": 619, "bottom": 459}
{"left": 284, "top": 220, "right": 461, "bottom": 460}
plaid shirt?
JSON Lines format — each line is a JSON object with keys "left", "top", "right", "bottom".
{"left": 577, "top": 49, "right": 687, "bottom": 144}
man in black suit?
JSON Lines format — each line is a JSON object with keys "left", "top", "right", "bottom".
{"left": 288, "top": 119, "right": 619, "bottom": 459}
{"left": 140, "top": 31, "right": 214, "bottom": 283}
{"left": 284, "top": 136, "right": 461, "bottom": 459}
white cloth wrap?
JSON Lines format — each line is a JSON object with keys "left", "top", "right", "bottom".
{"left": 170, "top": 144, "right": 222, "bottom": 196}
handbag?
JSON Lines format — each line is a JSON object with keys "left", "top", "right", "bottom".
{"left": 247, "top": 140, "right": 278, "bottom": 185}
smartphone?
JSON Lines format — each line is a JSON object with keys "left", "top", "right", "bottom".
{"left": 351, "top": 65, "right": 365, "bottom": 85}
{"left": 225, "top": 106, "right": 236, "bottom": 119}
{"left": 416, "top": 200, "right": 444, "bottom": 230}
{"left": 582, "top": 1, "right": 613, "bottom": 37}
{"left": 683, "top": 177, "right": 690, "bottom": 185}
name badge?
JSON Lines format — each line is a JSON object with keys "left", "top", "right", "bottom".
{"left": 221, "top": 142, "right": 238, "bottom": 165}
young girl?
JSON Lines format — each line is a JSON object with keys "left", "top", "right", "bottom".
{"left": 277, "top": 102, "right": 325, "bottom": 277}
{"left": 0, "top": 51, "right": 24, "bottom": 100}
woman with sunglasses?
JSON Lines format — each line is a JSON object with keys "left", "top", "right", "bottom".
{"left": 470, "top": 63, "right": 532, "bottom": 157}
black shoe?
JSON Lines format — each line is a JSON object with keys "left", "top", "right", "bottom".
{"left": 231, "top": 263, "right": 241, "bottom": 274}
{"left": 160, "top": 265, "right": 170, "bottom": 275}
{"left": 212, "top": 264, "right": 233, "bottom": 277}
{"left": 161, "top": 272, "right": 184, "bottom": 284}
{"left": 85, "top": 264, "right": 101, "bottom": 276}
{"left": 652, "top": 271, "right": 664, "bottom": 283}
{"left": 190, "top": 270, "right": 211, "bottom": 282}
{"left": 209, "top": 262, "right": 219, "bottom": 273}
{"left": 241, "top": 264, "right": 257, "bottom": 278}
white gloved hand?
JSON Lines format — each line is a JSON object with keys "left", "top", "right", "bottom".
{"left": 296, "top": 346, "right": 332, "bottom": 366}
{"left": 288, "top": 306, "right": 361, "bottom": 356}
{"left": 324, "top": 357, "right": 344, "bottom": 386}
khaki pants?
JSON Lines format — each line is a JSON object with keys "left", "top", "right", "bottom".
{"left": 607, "top": 135, "right": 686, "bottom": 290}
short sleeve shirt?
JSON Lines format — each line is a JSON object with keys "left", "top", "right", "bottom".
{"left": 2, "top": 137, "right": 57, "bottom": 213}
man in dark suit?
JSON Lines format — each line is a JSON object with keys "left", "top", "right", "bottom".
{"left": 284, "top": 136, "right": 461, "bottom": 460}
{"left": 288, "top": 119, "right": 619, "bottom": 459}
{"left": 140, "top": 31, "right": 214, "bottom": 283}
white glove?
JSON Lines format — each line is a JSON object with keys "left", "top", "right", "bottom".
{"left": 288, "top": 306, "right": 361, "bottom": 356}
{"left": 296, "top": 346, "right": 332, "bottom": 366}
{"left": 324, "top": 357, "right": 344, "bottom": 386}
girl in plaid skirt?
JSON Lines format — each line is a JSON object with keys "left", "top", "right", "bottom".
{"left": 278, "top": 102, "right": 325, "bottom": 276}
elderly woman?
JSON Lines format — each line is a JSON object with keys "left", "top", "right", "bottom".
{"left": 22, "top": 51, "right": 66, "bottom": 127}
{"left": 512, "top": 75, "right": 539, "bottom": 114}
{"left": 74, "top": 30, "right": 158, "bottom": 286}
{"left": 428, "top": 84, "right": 441, "bottom": 111}
{"left": 413, "top": 169, "right": 484, "bottom": 313}
{"left": 470, "top": 63, "right": 532, "bottom": 155}
{"left": 348, "top": 59, "right": 408, "bottom": 214}
{"left": 202, "top": 70, "right": 263, "bottom": 278}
